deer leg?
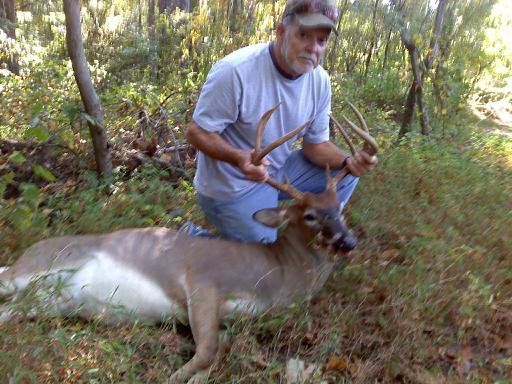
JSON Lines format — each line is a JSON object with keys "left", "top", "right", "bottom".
{"left": 179, "top": 327, "right": 231, "bottom": 384}
{"left": 169, "top": 286, "right": 221, "bottom": 384}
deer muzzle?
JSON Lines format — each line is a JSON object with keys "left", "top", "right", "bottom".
{"left": 335, "top": 230, "right": 358, "bottom": 252}
{"left": 321, "top": 220, "right": 358, "bottom": 253}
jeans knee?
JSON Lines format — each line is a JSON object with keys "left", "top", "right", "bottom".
{"left": 220, "top": 224, "right": 276, "bottom": 244}
{"left": 336, "top": 175, "right": 359, "bottom": 206}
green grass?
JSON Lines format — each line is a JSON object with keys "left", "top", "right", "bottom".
{"left": 1, "top": 114, "right": 511, "bottom": 383}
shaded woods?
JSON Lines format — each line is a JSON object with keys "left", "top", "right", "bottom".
{"left": 1, "top": 1, "right": 511, "bottom": 383}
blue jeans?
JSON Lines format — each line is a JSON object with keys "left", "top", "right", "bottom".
{"left": 198, "top": 150, "right": 358, "bottom": 243}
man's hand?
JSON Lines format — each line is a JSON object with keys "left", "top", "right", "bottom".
{"left": 237, "top": 149, "right": 269, "bottom": 183}
{"left": 345, "top": 151, "right": 378, "bottom": 177}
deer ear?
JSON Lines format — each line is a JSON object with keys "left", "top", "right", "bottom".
{"left": 253, "top": 208, "right": 288, "bottom": 228}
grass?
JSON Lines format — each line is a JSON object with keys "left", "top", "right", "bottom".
{"left": 0, "top": 113, "right": 511, "bottom": 383}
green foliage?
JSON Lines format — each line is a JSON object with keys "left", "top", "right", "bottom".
{"left": 0, "top": 164, "right": 202, "bottom": 261}
{"left": 332, "top": 70, "right": 407, "bottom": 112}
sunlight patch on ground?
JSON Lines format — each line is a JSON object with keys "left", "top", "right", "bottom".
{"left": 470, "top": 92, "right": 512, "bottom": 167}
{"left": 471, "top": 100, "right": 512, "bottom": 139}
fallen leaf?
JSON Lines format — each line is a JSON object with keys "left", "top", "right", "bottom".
{"left": 457, "top": 345, "right": 473, "bottom": 375}
{"left": 498, "top": 335, "right": 512, "bottom": 350}
{"left": 159, "top": 332, "right": 182, "bottom": 353}
{"left": 325, "top": 355, "right": 350, "bottom": 372}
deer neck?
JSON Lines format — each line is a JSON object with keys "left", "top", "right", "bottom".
{"left": 269, "top": 224, "right": 334, "bottom": 296}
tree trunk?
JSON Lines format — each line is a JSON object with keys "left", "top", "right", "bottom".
{"left": 411, "top": 47, "right": 428, "bottom": 136}
{"left": 148, "top": 0, "right": 158, "bottom": 79}
{"left": 364, "top": 0, "right": 380, "bottom": 78}
{"left": 148, "top": 0, "right": 156, "bottom": 39}
{"left": 393, "top": 0, "right": 430, "bottom": 138}
{"left": 399, "top": 81, "right": 416, "bottom": 138}
{"left": 158, "top": 0, "right": 171, "bottom": 13}
{"left": 423, "top": 0, "right": 447, "bottom": 71}
{"left": 63, "top": 0, "right": 112, "bottom": 179}
{"left": 159, "top": 0, "right": 189, "bottom": 12}
{"left": 0, "top": 0, "right": 20, "bottom": 74}
{"left": 398, "top": 42, "right": 429, "bottom": 137}
{"left": 138, "top": 0, "right": 142, "bottom": 29}
{"left": 328, "top": 0, "right": 349, "bottom": 71}
{"left": 380, "top": 26, "right": 392, "bottom": 74}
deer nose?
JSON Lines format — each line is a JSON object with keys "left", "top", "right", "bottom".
{"left": 337, "top": 231, "right": 358, "bottom": 252}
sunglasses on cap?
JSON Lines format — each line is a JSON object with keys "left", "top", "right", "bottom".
{"left": 283, "top": 0, "right": 339, "bottom": 23}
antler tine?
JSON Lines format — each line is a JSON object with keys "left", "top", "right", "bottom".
{"left": 253, "top": 118, "right": 313, "bottom": 165}
{"left": 332, "top": 167, "right": 350, "bottom": 186}
{"left": 330, "top": 114, "right": 357, "bottom": 156}
{"left": 330, "top": 103, "right": 379, "bottom": 185}
{"left": 266, "top": 176, "right": 305, "bottom": 201}
{"left": 342, "top": 103, "right": 379, "bottom": 156}
{"left": 254, "top": 102, "right": 282, "bottom": 159}
{"left": 251, "top": 104, "right": 311, "bottom": 201}
{"left": 346, "top": 101, "right": 368, "bottom": 132}
{"left": 325, "top": 164, "right": 339, "bottom": 191}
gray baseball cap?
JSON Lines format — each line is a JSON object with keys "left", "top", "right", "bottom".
{"left": 282, "top": 0, "right": 339, "bottom": 34}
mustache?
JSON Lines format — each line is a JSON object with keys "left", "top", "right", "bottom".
{"left": 298, "top": 55, "right": 318, "bottom": 65}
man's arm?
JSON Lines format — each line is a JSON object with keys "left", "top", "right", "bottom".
{"left": 302, "top": 140, "right": 378, "bottom": 177}
{"left": 186, "top": 121, "right": 269, "bottom": 182}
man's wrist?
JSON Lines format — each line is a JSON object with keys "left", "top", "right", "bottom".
{"left": 341, "top": 156, "right": 350, "bottom": 168}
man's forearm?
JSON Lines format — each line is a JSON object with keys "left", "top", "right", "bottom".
{"left": 303, "top": 140, "right": 377, "bottom": 177}
{"left": 186, "top": 121, "right": 269, "bottom": 182}
{"left": 186, "top": 121, "right": 244, "bottom": 167}
{"left": 302, "top": 141, "right": 349, "bottom": 169}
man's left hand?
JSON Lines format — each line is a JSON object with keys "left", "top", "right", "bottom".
{"left": 345, "top": 151, "right": 378, "bottom": 177}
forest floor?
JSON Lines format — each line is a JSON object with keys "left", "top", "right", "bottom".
{"left": 1, "top": 107, "right": 511, "bottom": 383}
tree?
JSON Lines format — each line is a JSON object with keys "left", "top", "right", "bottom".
{"left": 0, "top": 0, "right": 20, "bottom": 74}
{"left": 392, "top": 0, "right": 447, "bottom": 138}
{"left": 363, "top": 0, "right": 381, "bottom": 78}
{"left": 63, "top": 0, "right": 112, "bottom": 179}
{"left": 159, "top": 0, "right": 190, "bottom": 13}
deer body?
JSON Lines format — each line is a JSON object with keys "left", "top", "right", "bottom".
{"left": 0, "top": 104, "right": 376, "bottom": 383}
{"left": 1, "top": 226, "right": 333, "bottom": 325}
{"left": 1, "top": 218, "right": 336, "bottom": 383}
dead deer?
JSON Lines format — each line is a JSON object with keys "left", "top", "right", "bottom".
{"left": 0, "top": 103, "right": 377, "bottom": 383}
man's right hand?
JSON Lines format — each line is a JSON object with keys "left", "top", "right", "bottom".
{"left": 237, "top": 149, "right": 269, "bottom": 183}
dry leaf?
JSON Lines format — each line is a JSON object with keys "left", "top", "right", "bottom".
{"left": 325, "top": 355, "right": 350, "bottom": 372}
{"left": 457, "top": 345, "right": 474, "bottom": 375}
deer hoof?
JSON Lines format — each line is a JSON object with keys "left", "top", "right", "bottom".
{"left": 169, "top": 370, "right": 208, "bottom": 384}
{"left": 169, "top": 370, "right": 183, "bottom": 384}
{"left": 186, "top": 371, "right": 209, "bottom": 384}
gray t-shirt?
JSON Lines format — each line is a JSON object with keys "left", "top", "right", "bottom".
{"left": 193, "top": 43, "right": 331, "bottom": 200}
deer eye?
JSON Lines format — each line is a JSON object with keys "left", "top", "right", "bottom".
{"left": 303, "top": 213, "right": 317, "bottom": 222}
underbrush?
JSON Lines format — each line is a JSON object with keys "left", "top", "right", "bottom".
{"left": 0, "top": 166, "right": 200, "bottom": 265}
{"left": 1, "top": 117, "right": 511, "bottom": 383}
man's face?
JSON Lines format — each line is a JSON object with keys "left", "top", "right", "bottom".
{"left": 276, "top": 20, "right": 331, "bottom": 77}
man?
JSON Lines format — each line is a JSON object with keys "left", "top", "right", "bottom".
{"left": 186, "top": 0, "right": 377, "bottom": 244}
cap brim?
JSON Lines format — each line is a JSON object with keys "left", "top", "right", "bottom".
{"left": 295, "top": 13, "right": 338, "bottom": 35}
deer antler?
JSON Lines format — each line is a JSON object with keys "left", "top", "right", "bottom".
{"left": 252, "top": 104, "right": 310, "bottom": 201}
{"left": 329, "top": 102, "right": 379, "bottom": 185}
{"left": 252, "top": 103, "right": 313, "bottom": 165}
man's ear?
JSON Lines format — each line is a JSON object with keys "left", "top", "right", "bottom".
{"left": 276, "top": 21, "right": 285, "bottom": 40}
{"left": 253, "top": 207, "right": 288, "bottom": 228}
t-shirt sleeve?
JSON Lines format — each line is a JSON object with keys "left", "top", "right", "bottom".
{"left": 192, "top": 61, "right": 241, "bottom": 133}
{"left": 303, "top": 71, "right": 331, "bottom": 144}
